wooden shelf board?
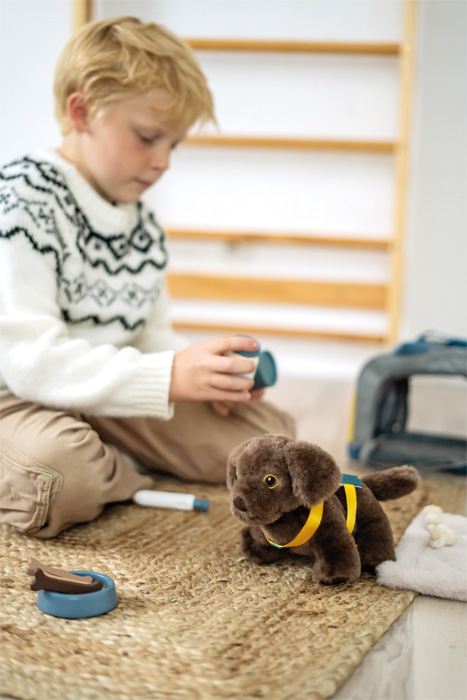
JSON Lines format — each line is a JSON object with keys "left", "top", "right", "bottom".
{"left": 185, "top": 38, "right": 401, "bottom": 56}
{"left": 171, "top": 319, "right": 386, "bottom": 343}
{"left": 184, "top": 134, "right": 396, "bottom": 153}
{"left": 167, "top": 273, "right": 387, "bottom": 310}
{"left": 167, "top": 229, "right": 391, "bottom": 250}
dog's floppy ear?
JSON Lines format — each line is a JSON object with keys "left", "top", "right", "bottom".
{"left": 226, "top": 438, "right": 250, "bottom": 489}
{"left": 283, "top": 441, "right": 342, "bottom": 507}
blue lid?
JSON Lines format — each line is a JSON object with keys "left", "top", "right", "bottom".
{"left": 193, "top": 499, "right": 209, "bottom": 511}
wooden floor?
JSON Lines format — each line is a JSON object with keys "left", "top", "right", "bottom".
{"left": 268, "top": 377, "right": 467, "bottom": 700}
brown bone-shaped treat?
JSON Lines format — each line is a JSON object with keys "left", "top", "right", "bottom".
{"left": 25, "top": 558, "right": 94, "bottom": 584}
{"left": 30, "top": 568, "right": 104, "bottom": 594}
{"left": 26, "top": 558, "right": 103, "bottom": 594}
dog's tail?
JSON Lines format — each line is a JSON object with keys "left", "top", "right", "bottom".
{"left": 361, "top": 465, "right": 420, "bottom": 501}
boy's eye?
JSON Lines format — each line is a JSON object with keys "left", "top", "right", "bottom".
{"left": 263, "top": 474, "right": 278, "bottom": 489}
{"left": 135, "top": 131, "right": 161, "bottom": 145}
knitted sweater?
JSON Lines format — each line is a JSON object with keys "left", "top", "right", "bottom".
{"left": 0, "top": 149, "right": 186, "bottom": 418}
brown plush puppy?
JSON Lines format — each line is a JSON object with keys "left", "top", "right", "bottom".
{"left": 227, "top": 434, "right": 420, "bottom": 585}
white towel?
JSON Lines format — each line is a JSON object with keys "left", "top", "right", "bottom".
{"left": 376, "top": 508, "right": 467, "bottom": 601}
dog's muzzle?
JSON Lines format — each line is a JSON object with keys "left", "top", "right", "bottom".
{"left": 233, "top": 496, "right": 247, "bottom": 512}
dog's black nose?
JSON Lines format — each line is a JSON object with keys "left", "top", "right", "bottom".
{"left": 233, "top": 496, "right": 247, "bottom": 512}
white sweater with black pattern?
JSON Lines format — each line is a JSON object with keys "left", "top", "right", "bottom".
{"left": 0, "top": 148, "right": 186, "bottom": 418}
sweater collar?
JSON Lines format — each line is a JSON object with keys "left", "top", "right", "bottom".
{"left": 35, "top": 148, "right": 138, "bottom": 232}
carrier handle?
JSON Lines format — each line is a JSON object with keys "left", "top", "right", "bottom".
{"left": 395, "top": 331, "right": 467, "bottom": 355}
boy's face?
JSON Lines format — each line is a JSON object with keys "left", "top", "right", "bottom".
{"left": 77, "top": 90, "right": 186, "bottom": 204}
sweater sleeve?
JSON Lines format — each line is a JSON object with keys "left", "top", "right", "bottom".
{"left": 0, "top": 233, "right": 176, "bottom": 419}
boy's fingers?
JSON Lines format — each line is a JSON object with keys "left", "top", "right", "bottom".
{"left": 250, "top": 389, "right": 265, "bottom": 400}
{"left": 208, "top": 335, "right": 259, "bottom": 356}
{"left": 211, "top": 400, "right": 231, "bottom": 416}
{"left": 211, "top": 354, "right": 257, "bottom": 375}
{"left": 210, "top": 372, "right": 254, "bottom": 392}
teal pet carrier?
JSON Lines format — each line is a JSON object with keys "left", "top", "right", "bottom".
{"left": 348, "top": 333, "right": 467, "bottom": 473}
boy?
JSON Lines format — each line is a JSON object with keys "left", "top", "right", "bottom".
{"left": 0, "top": 17, "right": 294, "bottom": 538}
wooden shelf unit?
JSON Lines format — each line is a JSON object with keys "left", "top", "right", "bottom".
{"left": 173, "top": 5, "right": 417, "bottom": 345}
{"left": 74, "top": 1, "right": 417, "bottom": 346}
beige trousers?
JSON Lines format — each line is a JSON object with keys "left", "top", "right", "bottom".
{"left": 0, "top": 394, "right": 294, "bottom": 538}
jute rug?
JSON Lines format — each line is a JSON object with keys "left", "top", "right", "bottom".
{"left": 1, "top": 472, "right": 465, "bottom": 700}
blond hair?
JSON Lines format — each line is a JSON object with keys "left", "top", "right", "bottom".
{"left": 54, "top": 16, "right": 215, "bottom": 135}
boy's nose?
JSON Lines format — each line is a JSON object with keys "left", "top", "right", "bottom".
{"left": 151, "top": 145, "right": 170, "bottom": 172}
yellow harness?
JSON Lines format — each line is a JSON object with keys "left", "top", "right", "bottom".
{"left": 265, "top": 474, "right": 363, "bottom": 549}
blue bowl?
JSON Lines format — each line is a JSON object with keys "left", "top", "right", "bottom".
{"left": 36, "top": 571, "right": 118, "bottom": 619}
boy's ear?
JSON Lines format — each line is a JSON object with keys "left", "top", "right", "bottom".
{"left": 66, "top": 92, "right": 90, "bottom": 133}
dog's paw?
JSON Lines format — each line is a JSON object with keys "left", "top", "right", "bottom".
{"left": 312, "top": 559, "right": 361, "bottom": 585}
{"left": 241, "top": 526, "right": 281, "bottom": 565}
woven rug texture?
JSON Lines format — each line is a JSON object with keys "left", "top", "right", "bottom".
{"left": 1, "top": 473, "right": 465, "bottom": 700}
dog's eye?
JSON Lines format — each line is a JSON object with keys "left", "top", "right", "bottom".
{"left": 263, "top": 474, "right": 278, "bottom": 489}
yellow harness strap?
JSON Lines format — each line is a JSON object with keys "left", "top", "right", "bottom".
{"left": 265, "top": 501, "right": 323, "bottom": 549}
{"left": 342, "top": 483, "right": 358, "bottom": 534}
{"left": 266, "top": 474, "right": 362, "bottom": 549}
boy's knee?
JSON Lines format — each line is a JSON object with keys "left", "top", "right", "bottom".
{"left": 162, "top": 399, "right": 296, "bottom": 484}
{"left": 1, "top": 443, "right": 110, "bottom": 538}
{"left": 235, "top": 399, "right": 296, "bottom": 441}
{"left": 0, "top": 423, "right": 143, "bottom": 538}
{"left": 0, "top": 440, "right": 63, "bottom": 536}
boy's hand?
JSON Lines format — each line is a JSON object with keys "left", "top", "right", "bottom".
{"left": 169, "top": 336, "right": 259, "bottom": 405}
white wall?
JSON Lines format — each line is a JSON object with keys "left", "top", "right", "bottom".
{"left": 402, "top": 0, "right": 467, "bottom": 339}
{"left": 0, "top": 0, "right": 72, "bottom": 161}
{"left": 1, "top": 0, "right": 465, "bottom": 378}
